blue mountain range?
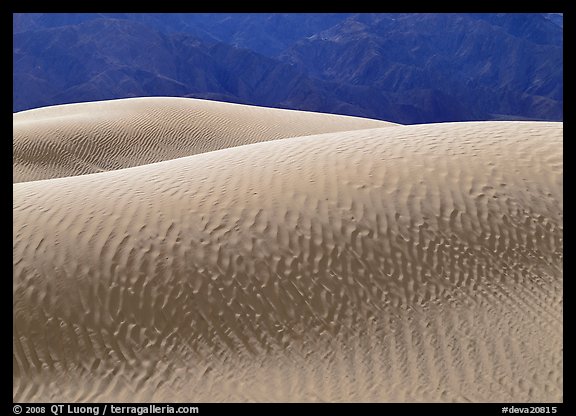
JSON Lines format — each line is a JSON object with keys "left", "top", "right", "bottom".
{"left": 13, "top": 13, "right": 563, "bottom": 124}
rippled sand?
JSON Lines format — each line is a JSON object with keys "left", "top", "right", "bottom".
{"left": 13, "top": 98, "right": 562, "bottom": 402}
{"left": 13, "top": 97, "right": 395, "bottom": 183}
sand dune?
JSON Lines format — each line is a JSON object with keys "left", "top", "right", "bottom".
{"left": 13, "top": 99, "right": 562, "bottom": 403}
{"left": 13, "top": 97, "right": 396, "bottom": 183}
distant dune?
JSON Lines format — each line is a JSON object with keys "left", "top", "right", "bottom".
{"left": 13, "top": 99, "right": 562, "bottom": 402}
{"left": 13, "top": 97, "right": 395, "bottom": 183}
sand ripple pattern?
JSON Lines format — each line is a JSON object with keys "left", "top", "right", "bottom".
{"left": 13, "top": 97, "right": 395, "bottom": 183}
{"left": 13, "top": 105, "right": 562, "bottom": 402}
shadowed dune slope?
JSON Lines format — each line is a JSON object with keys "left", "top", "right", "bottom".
{"left": 13, "top": 121, "right": 562, "bottom": 402}
{"left": 13, "top": 97, "right": 396, "bottom": 183}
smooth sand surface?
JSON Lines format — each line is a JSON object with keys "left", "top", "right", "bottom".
{"left": 13, "top": 97, "right": 396, "bottom": 183}
{"left": 13, "top": 99, "right": 562, "bottom": 402}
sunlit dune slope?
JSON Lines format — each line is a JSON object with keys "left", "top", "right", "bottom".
{"left": 13, "top": 97, "right": 396, "bottom": 183}
{"left": 13, "top": 119, "right": 562, "bottom": 402}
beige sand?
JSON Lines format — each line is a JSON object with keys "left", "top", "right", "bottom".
{"left": 13, "top": 101, "right": 562, "bottom": 402}
{"left": 13, "top": 97, "right": 396, "bottom": 183}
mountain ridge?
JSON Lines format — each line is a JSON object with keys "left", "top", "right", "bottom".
{"left": 13, "top": 13, "right": 562, "bottom": 123}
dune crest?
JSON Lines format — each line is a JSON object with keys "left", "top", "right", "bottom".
{"left": 13, "top": 97, "right": 396, "bottom": 183}
{"left": 13, "top": 98, "right": 562, "bottom": 402}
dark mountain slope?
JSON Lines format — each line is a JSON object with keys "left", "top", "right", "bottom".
{"left": 14, "top": 19, "right": 405, "bottom": 121}
{"left": 281, "top": 13, "right": 562, "bottom": 121}
{"left": 13, "top": 13, "right": 562, "bottom": 123}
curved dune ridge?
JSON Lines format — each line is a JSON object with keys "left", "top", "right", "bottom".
{"left": 13, "top": 99, "right": 562, "bottom": 402}
{"left": 13, "top": 97, "right": 396, "bottom": 183}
